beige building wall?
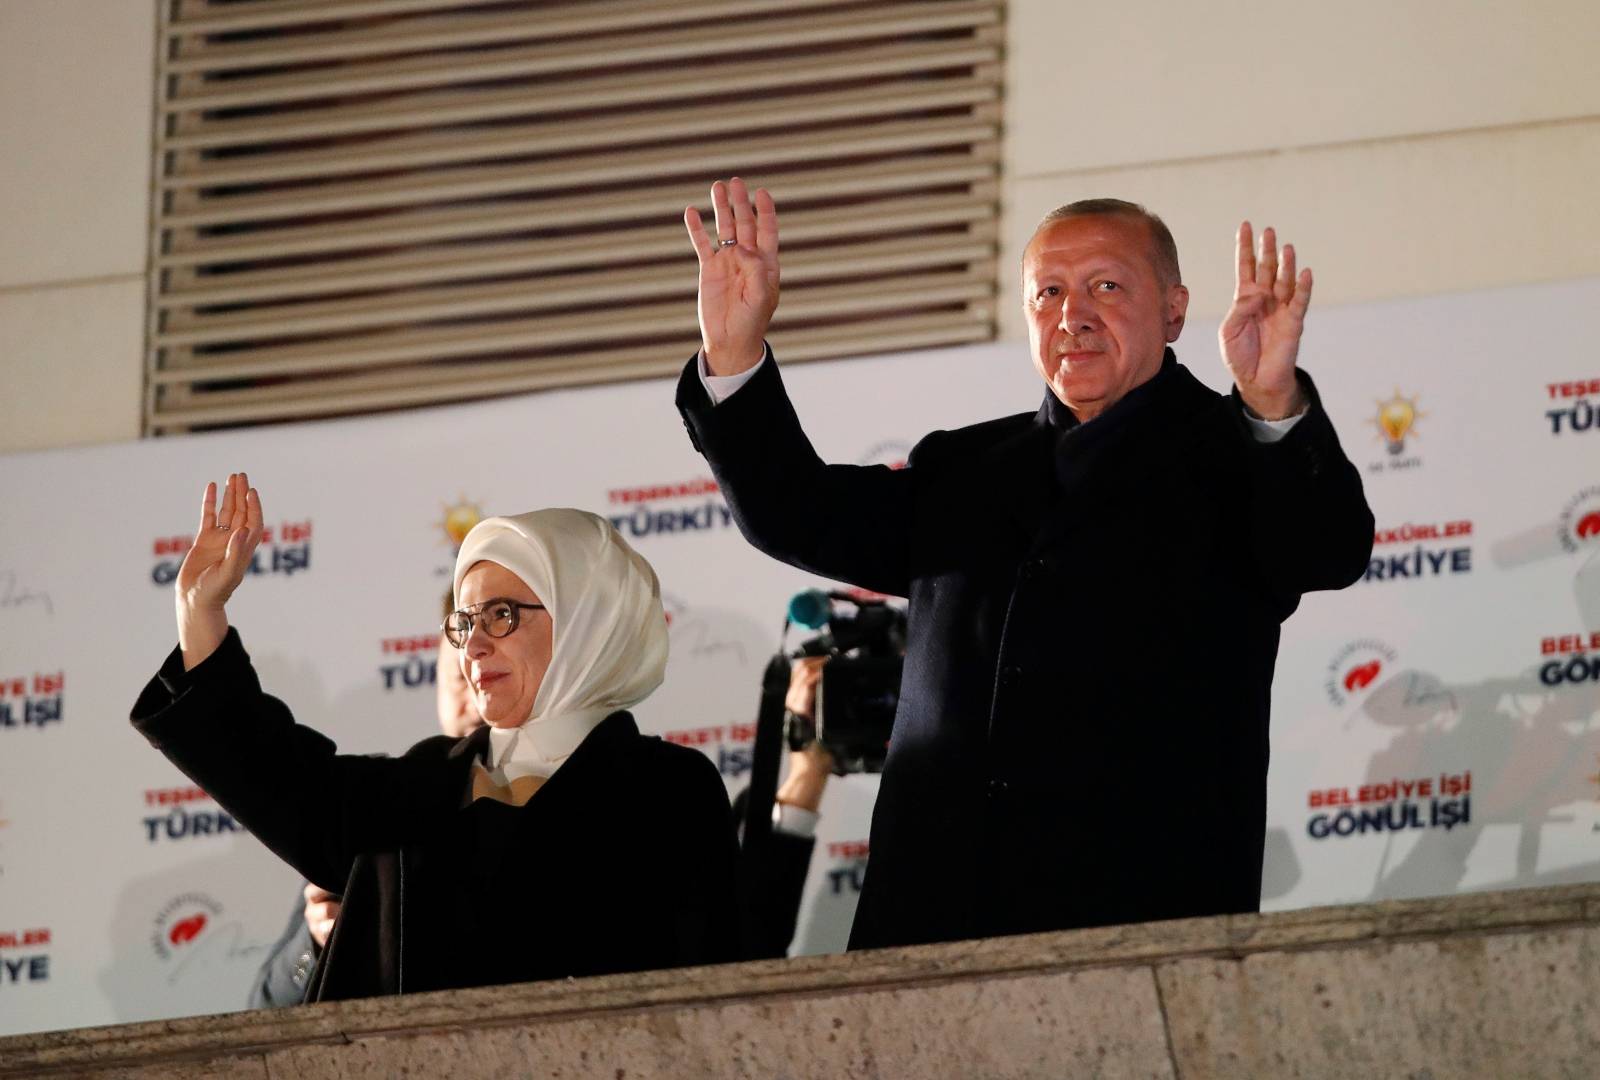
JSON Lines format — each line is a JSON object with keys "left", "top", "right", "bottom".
{"left": 0, "top": 0, "right": 155, "bottom": 453}
{"left": 1, "top": 2, "right": 1596, "bottom": 451}
{"left": 1000, "top": 0, "right": 1600, "bottom": 343}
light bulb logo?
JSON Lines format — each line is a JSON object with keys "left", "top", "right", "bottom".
{"left": 1372, "top": 390, "right": 1423, "bottom": 456}
{"left": 439, "top": 497, "right": 485, "bottom": 551}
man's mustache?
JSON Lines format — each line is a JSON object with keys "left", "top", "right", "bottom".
{"left": 1054, "top": 338, "right": 1108, "bottom": 354}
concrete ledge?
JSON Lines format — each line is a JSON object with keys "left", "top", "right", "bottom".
{"left": 4, "top": 883, "right": 1598, "bottom": 1078}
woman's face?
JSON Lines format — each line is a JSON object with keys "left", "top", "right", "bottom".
{"left": 456, "top": 560, "right": 554, "bottom": 728}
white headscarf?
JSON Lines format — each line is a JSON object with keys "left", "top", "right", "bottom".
{"left": 452, "top": 508, "right": 669, "bottom": 782}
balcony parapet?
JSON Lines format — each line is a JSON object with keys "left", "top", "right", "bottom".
{"left": 5, "top": 882, "right": 1598, "bottom": 1078}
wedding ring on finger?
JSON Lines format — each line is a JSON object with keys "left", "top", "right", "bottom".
{"left": 718, "top": 238, "right": 737, "bottom": 247}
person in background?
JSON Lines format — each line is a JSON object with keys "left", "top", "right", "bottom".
{"left": 739, "top": 655, "right": 835, "bottom": 959}
{"left": 250, "top": 592, "right": 479, "bottom": 1008}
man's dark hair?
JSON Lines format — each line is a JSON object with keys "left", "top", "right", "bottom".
{"left": 1035, "top": 198, "right": 1181, "bottom": 290}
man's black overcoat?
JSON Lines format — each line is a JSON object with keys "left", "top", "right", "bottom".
{"left": 676, "top": 349, "right": 1373, "bottom": 950}
{"left": 131, "top": 629, "right": 740, "bottom": 1000}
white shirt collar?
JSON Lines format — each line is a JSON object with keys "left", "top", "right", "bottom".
{"left": 483, "top": 707, "right": 613, "bottom": 783}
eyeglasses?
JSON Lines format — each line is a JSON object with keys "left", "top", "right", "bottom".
{"left": 442, "top": 598, "right": 546, "bottom": 648}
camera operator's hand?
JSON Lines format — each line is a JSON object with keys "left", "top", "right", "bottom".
{"left": 784, "top": 655, "right": 825, "bottom": 718}
{"left": 777, "top": 742, "right": 833, "bottom": 813}
{"left": 779, "top": 656, "right": 833, "bottom": 811}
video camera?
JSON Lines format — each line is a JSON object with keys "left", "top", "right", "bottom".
{"left": 782, "top": 589, "right": 907, "bottom": 775}
{"left": 738, "top": 589, "right": 907, "bottom": 853}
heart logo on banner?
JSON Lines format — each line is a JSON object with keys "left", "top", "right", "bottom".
{"left": 168, "top": 913, "right": 208, "bottom": 946}
{"left": 1576, "top": 512, "right": 1600, "bottom": 540}
{"left": 1344, "top": 660, "right": 1382, "bottom": 692}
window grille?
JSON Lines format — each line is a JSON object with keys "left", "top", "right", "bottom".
{"left": 148, "top": 0, "right": 1004, "bottom": 431}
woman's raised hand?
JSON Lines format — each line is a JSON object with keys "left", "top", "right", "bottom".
{"left": 684, "top": 177, "right": 781, "bottom": 376}
{"left": 175, "top": 472, "right": 264, "bottom": 670}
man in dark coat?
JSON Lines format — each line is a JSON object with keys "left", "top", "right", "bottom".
{"left": 674, "top": 181, "right": 1373, "bottom": 949}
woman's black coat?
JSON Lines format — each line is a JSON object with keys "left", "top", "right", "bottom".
{"left": 132, "top": 629, "right": 740, "bottom": 1001}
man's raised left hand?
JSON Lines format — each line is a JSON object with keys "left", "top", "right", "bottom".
{"left": 1220, "top": 222, "right": 1312, "bottom": 421}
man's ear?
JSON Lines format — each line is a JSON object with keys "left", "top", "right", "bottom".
{"left": 1165, "top": 283, "right": 1190, "bottom": 342}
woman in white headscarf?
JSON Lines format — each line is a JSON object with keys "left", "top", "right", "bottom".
{"left": 132, "top": 474, "right": 739, "bottom": 1002}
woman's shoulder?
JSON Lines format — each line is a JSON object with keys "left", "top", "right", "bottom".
{"left": 619, "top": 724, "right": 727, "bottom": 790}
{"left": 633, "top": 737, "right": 733, "bottom": 830}
{"left": 636, "top": 732, "right": 719, "bottom": 771}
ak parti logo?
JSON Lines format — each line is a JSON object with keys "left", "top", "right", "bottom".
{"left": 1367, "top": 389, "right": 1424, "bottom": 473}
{"left": 438, "top": 496, "right": 485, "bottom": 551}
{"left": 1325, "top": 640, "right": 1399, "bottom": 706}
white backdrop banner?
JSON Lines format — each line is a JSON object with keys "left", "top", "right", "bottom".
{"left": 2, "top": 277, "right": 1598, "bottom": 1036}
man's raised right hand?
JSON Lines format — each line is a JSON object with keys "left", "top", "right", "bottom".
{"left": 684, "top": 177, "right": 780, "bottom": 376}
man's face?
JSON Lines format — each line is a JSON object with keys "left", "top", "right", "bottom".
{"left": 1022, "top": 215, "right": 1189, "bottom": 421}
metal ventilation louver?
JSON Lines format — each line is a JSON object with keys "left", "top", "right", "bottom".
{"left": 147, "top": 0, "right": 1004, "bottom": 431}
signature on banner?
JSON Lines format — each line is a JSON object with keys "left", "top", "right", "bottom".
{"left": 149, "top": 893, "right": 266, "bottom": 987}
{"left": 0, "top": 570, "right": 54, "bottom": 619}
{"left": 664, "top": 594, "right": 751, "bottom": 667}
{"left": 167, "top": 920, "right": 265, "bottom": 987}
